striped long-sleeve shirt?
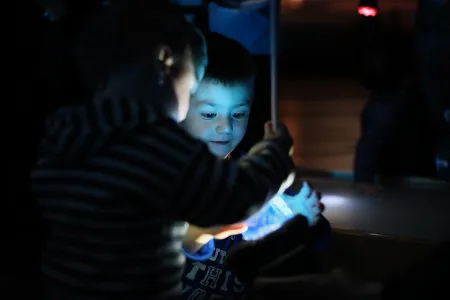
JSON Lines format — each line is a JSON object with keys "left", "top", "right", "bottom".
{"left": 31, "top": 96, "right": 294, "bottom": 300}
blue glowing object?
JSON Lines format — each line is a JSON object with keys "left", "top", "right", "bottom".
{"left": 242, "top": 194, "right": 295, "bottom": 241}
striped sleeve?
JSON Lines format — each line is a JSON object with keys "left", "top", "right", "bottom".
{"left": 32, "top": 97, "right": 294, "bottom": 300}
{"left": 168, "top": 139, "right": 295, "bottom": 227}
{"left": 92, "top": 121, "right": 295, "bottom": 228}
{"left": 39, "top": 96, "right": 294, "bottom": 228}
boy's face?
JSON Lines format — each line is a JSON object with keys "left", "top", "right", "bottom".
{"left": 182, "top": 79, "right": 253, "bottom": 157}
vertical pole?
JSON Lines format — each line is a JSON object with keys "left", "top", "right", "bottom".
{"left": 270, "top": 0, "right": 280, "bottom": 129}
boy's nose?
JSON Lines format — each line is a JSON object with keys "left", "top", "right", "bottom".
{"left": 216, "top": 117, "right": 232, "bottom": 134}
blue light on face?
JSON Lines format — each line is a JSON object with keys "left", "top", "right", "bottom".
{"left": 242, "top": 194, "right": 294, "bottom": 241}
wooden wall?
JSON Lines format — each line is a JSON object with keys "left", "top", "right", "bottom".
{"left": 279, "top": 77, "right": 368, "bottom": 171}
{"left": 275, "top": 0, "right": 418, "bottom": 171}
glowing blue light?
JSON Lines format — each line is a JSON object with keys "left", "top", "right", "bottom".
{"left": 242, "top": 194, "right": 294, "bottom": 241}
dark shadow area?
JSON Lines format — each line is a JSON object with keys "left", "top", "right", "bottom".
{"left": 330, "top": 230, "right": 435, "bottom": 281}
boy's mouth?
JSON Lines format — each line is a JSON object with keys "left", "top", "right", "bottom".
{"left": 210, "top": 141, "right": 231, "bottom": 146}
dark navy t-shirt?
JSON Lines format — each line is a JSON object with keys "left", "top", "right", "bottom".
{"left": 181, "top": 235, "right": 248, "bottom": 300}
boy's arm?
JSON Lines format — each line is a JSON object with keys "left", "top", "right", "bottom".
{"left": 105, "top": 119, "right": 292, "bottom": 229}
{"left": 170, "top": 136, "right": 295, "bottom": 228}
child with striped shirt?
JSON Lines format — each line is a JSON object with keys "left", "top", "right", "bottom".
{"left": 31, "top": 2, "right": 295, "bottom": 300}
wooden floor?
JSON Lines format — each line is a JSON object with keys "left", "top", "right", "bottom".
{"left": 279, "top": 76, "right": 368, "bottom": 172}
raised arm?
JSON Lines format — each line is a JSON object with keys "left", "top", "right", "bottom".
{"left": 170, "top": 122, "right": 295, "bottom": 227}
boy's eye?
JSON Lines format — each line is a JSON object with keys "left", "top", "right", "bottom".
{"left": 233, "top": 112, "right": 247, "bottom": 119}
{"left": 201, "top": 113, "right": 217, "bottom": 119}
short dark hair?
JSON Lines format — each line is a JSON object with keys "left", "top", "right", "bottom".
{"left": 75, "top": 1, "right": 207, "bottom": 106}
{"left": 203, "top": 32, "right": 256, "bottom": 85}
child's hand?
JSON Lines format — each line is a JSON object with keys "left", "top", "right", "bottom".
{"left": 284, "top": 181, "right": 323, "bottom": 227}
{"left": 183, "top": 223, "right": 248, "bottom": 254}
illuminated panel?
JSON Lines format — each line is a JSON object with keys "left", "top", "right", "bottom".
{"left": 242, "top": 194, "right": 294, "bottom": 241}
{"left": 242, "top": 192, "right": 352, "bottom": 241}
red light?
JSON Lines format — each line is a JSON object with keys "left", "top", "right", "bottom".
{"left": 358, "top": 6, "right": 378, "bottom": 17}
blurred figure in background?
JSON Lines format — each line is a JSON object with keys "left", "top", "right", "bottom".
{"left": 353, "top": 81, "right": 436, "bottom": 192}
{"left": 414, "top": 0, "right": 450, "bottom": 181}
{"left": 353, "top": 0, "right": 450, "bottom": 191}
